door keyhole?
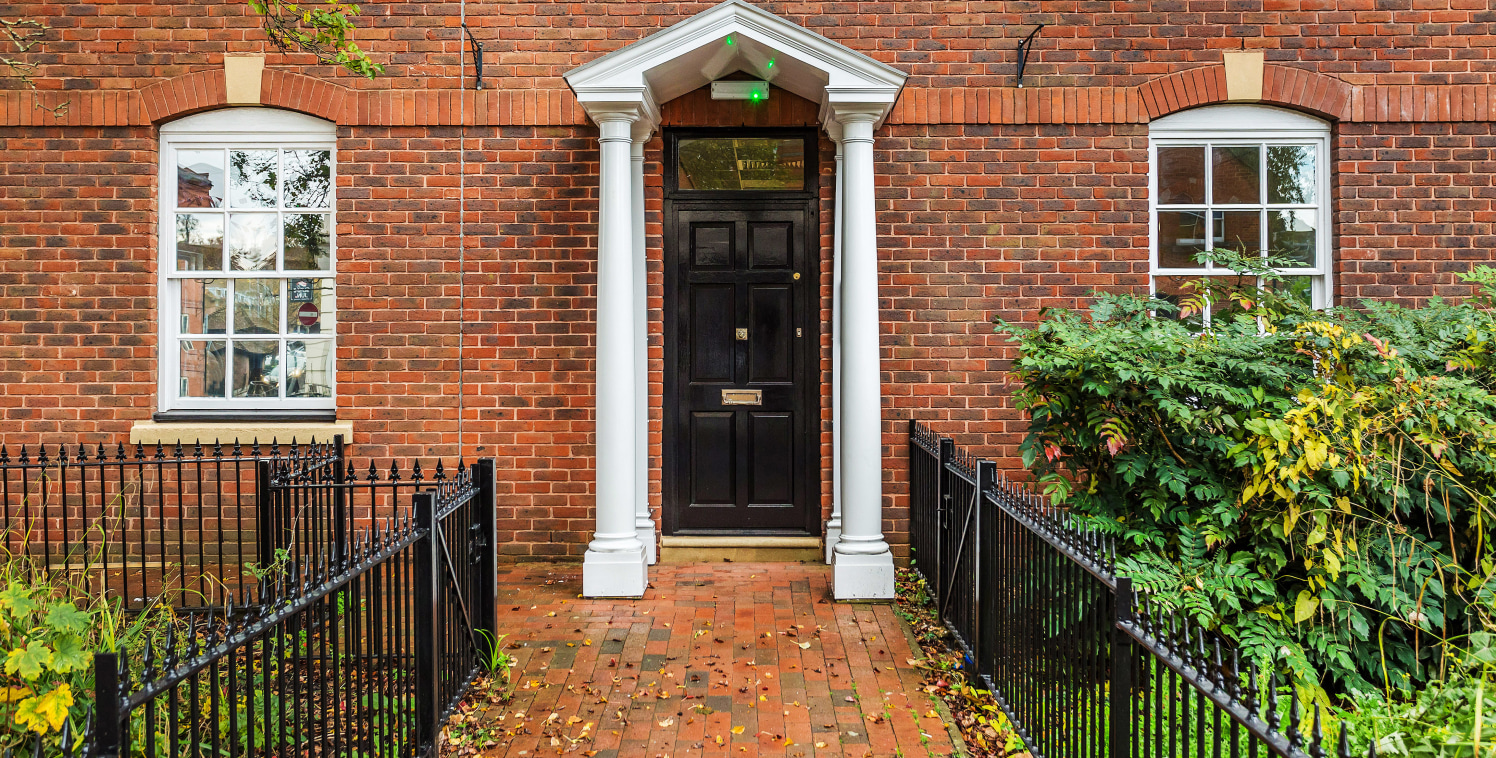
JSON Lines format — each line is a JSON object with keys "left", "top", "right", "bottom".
{"left": 735, "top": 328, "right": 748, "bottom": 341}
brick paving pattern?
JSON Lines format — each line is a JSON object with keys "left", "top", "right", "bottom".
{"left": 470, "top": 562, "right": 959, "bottom": 757}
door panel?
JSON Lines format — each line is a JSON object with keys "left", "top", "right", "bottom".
{"left": 747, "top": 285, "right": 792, "bottom": 384}
{"left": 690, "top": 284, "right": 735, "bottom": 383}
{"left": 665, "top": 199, "right": 816, "bottom": 533}
{"left": 747, "top": 412, "right": 794, "bottom": 506}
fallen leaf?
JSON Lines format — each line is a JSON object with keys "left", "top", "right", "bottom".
{"left": 658, "top": 718, "right": 675, "bottom": 727}
{"left": 731, "top": 726, "right": 745, "bottom": 734}
{"left": 798, "top": 642, "right": 811, "bottom": 649}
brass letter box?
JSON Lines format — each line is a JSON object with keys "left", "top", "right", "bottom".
{"left": 721, "top": 389, "right": 762, "bottom": 406}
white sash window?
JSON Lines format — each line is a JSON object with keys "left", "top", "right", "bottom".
{"left": 1149, "top": 105, "right": 1332, "bottom": 323}
{"left": 158, "top": 109, "right": 336, "bottom": 413}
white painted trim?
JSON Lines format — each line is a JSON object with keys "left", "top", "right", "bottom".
{"left": 564, "top": 0, "right": 906, "bottom": 128}
{"left": 1147, "top": 105, "right": 1334, "bottom": 314}
{"left": 157, "top": 108, "right": 338, "bottom": 413}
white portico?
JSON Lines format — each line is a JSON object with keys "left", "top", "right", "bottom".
{"left": 564, "top": 0, "right": 906, "bottom": 600}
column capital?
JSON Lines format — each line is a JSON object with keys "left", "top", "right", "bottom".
{"left": 576, "top": 88, "right": 660, "bottom": 130}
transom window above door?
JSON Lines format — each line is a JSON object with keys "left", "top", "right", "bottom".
{"left": 676, "top": 137, "right": 806, "bottom": 191}
{"left": 1149, "top": 105, "right": 1332, "bottom": 322}
{"left": 157, "top": 109, "right": 337, "bottom": 415}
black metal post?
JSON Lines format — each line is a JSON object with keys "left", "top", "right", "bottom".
{"left": 975, "top": 459, "right": 996, "bottom": 685}
{"left": 472, "top": 458, "right": 499, "bottom": 667}
{"left": 93, "top": 652, "right": 121, "bottom": 758}
{"left": 1111, "top": 576, "right": 1135, "bottom": 758}
{"left": 332, "top": 434, "right": 347, "bottom": 564}
{"left": 412, "top": 491, "right": 442, "bottom": 754}
{"left": 936, "top": 436, "right": 954, "bottom": 614}
{"left": 256, "top": 458, "right": 276, "bottom": 576}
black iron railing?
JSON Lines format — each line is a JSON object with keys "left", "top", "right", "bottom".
{"left": 79, "top": 457, "right": 499, "bottom": 758}
{"left": 909, "top": 421, "right": 1371, "bottom": 758}
{"left": 0, "top": 438, "right": 340, "bottom": 610}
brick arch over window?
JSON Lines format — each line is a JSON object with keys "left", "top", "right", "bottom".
{"left": 1139, "top": 65, "right": 1353, "bottom": 122}
{"left": 140, "top": 70, "right": 347, "bottom": 124}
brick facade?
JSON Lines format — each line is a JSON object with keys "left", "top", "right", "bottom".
{"left": 2, "top": 1, "right": 1495, "bottom": 561}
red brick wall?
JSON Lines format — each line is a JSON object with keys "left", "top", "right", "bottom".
{"left": 1335, "top": 121, "right": 1496, "bottom": 307}
{"left": 0, "top": 126, "right": 156, "bottom": 441}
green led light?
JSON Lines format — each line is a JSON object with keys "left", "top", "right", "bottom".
{"left": 751, "top": 92, "right": 760, "bottom": 100}
{"left": 767, "top": 60, "right": 774, "bottom": 68}
{"left": 726, "top": 36, "right": 734, "bottom": 45}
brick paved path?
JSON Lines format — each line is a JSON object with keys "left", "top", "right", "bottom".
{"left": 459, "top": 562, "right": 961, "bottom": 757}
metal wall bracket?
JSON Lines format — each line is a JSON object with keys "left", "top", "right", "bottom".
{"left": 1015, "top": 24, "right": 1044, "bottom": 89}
{"left": 463, "top": 24, "right": 485, "bottom": 91}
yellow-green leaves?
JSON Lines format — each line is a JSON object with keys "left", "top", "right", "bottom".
{"left": 14, "top": 683, "right": 71, "bottom": 733}
{"left": 43, "top": 603, "right": 89, "bottom": 636}
{"left": 4, "top": 641, "right": 52, "bottom": 680}
{"left": 0, "top": 586, "right": 38, "bottom": 620}
{"left": 1293, "top": 591, "right": 1319, "bottom": 624}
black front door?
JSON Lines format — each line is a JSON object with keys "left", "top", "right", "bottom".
{"left": 663, "top": 129, "right": 818, "bottom": 534}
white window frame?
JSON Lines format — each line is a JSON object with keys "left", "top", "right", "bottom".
{"left": 1148, "top": 105, "right": 1333, "bottom": 319}
{"left": 157, "top": 108, "right": 337, "bottom": 414}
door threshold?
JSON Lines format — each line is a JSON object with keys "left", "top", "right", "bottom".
{"left": 659, "top": 535, "right": 823, "bottom": 563}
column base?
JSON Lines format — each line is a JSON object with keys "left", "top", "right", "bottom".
{"left": 823, "top": 523, "right": 842, "bottom": 565}
{"left": 583, "top": 546, "right": 648, "bottom": 598}
{"left": 832, "top": 550, "right": 895, "bottom": 600}
{"left": 637, "top": 522, "right": 658, "bottom": 566}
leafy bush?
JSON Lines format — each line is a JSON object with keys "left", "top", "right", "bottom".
{"left": 996, "top": 255, "right": 1496, "bottom": 715}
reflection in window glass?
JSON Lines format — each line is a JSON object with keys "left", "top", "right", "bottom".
{"left": 1211, "top": 146, "right": 1260, "bottom": 204}
{"left": 283, "top": 150, "right": 331, "bottom": 208}
{"left": 234, "top": 279, "right": 281, "bottom": 335}
{"left": 1269, "top": 209, "right": 1316, "bottom": 267}
{"left": 678, "top": 138, "right": 805, "bottom": 190}
{"left": 1156, "top": 211, "right": 1206, "bottom": 268}
{"left": 1268, "top": 146, "right": 1315, "bottom": 204}
{"left": 1151, "top": 123, "right": 1326, "bottom": 323}
{"left": 228, "top": 213, "right": 278, "bottom": 271}
{"left": 169, "top": 135, "right": 335, "bottom": 408}
{"left": 1157, "top": 146, "right": 1205, "bottom": 204}
{"left": 287, "top": 278, "right": 334, "bottom": 335}
{"left": 287, "top": 340, "right": 333, "bottom": 398}
{"left": 180, "top": 278, "right": 227, "bottom": 335}
{"left": 177, "top": 150, "right": 225, "bottom": 208}
{"left": 284, "top": 214, "right": 332, "bottom": 270}
{"left": 230, "top": 150, "right": 278, "bottom": 208}
{"left": 176, "top": 214, "right": 224, "bottom": 271}
{"left": 179, "top": 341, "right": 226, "bottom": 398}
{"left": 233, "top": 340, "right": 280, "bottom": 398}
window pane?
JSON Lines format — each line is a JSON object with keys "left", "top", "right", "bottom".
{"left": 177, "top": 150, "right": 224, "bottom": 208}
{"left": 1270, "top": 275, "right": 1315, "bottom": 307}
{"left": 284, "top": 214, "right": 332, "bottom": 271}
{"left": 233, "top": 340, "right": 281, "bottom": 398}
{"left": 234, "top": 279, "right": 281, "bottom": 335}
{"left": 678, "top": 138, "right": 805, "bottom": 190}
{"left": 1268, "top": 146, "right": 1315, "bottom": 204}
{"left": 1157, "top": 211, "right": 1207, "bottom": 268}
{"left": 180, "top": 278, "right": 227, "bottom": 335}
{"left": 175, "top": 214, "right": 223, "bottom": 271}
{"left": 1157, "top": 146, "right": 1205, "bottom": 204}
{"left": 283, "top": 150, "right": 332, "bottom": 208}
{"left": 287, "top": 340, "right": 333, "bottom": 398}
{"left": 179, "top": 341, "right": 226, "bottom": 398}
{"left": 1212, "top": 146, "right": 1260, "bottom": 204}
{"left": 288, "top": 278, "right": 334, "bottom": 335}
{"left": 1268, "top": 209, "right": 1317, "bottom": 267}
{"left": 230, "top": 150, "right": 278, "bottom": 208}
{"left": 1213, "top": 211, "right": 1262, "bottom": 255}
{"left": 228, "top": 213, "right": 277, "bottom": 271}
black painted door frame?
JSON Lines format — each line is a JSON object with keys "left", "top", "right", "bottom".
{"left": 662, "top": 127, "right": 820, "bottom": 536}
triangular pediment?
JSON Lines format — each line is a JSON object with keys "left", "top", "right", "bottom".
{"left": 564, "top": 0, "right": 906, "bottom": 127}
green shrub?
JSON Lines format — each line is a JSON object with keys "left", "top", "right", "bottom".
{"left": 996, "top": 255, "right": 1496, "bottom": 712}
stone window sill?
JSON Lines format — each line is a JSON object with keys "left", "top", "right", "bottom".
{"left": 129, "top": 419, "right": 353, "bottom": 447}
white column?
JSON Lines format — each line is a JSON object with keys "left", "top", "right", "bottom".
{"left": 831, "top": 108, "right": 894, "bottom": 600}
{"left": 826, "top": 126, "right": 844, "bottom": 565}
{"left": 631, "top": 129, "right": 657, "bottom": 565}
{"left": 583, "top": 106, "right": 648, "bottom": 598}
